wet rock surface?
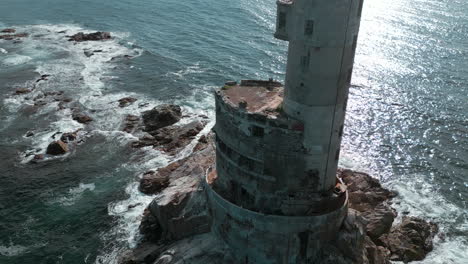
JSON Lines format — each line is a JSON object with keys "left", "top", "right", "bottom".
{"left": 72, "top": 111, "right": 93, "bottom": 124}
{"left": 68, "top": 31, "right": 111, "bottom": 42}
{"left": 1, "top": 28, "right": 16, "bottom": 33}
{"left": 142, "top": 104, "right": 182, "bottom": 132}
{"left": 0, "top": 33, "right": 28, "bottom": 40}
{"left": 118, "top": 97, "right": 138, "bottom": 107}
{"left": 46, "top": 140, "right": 68, "bottom": 155}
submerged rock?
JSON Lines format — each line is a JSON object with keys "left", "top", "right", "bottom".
{"left": 46, "top": 140, "right": 68, "bottom": 155}
{"left": 68, "top": 31, "right": 111, "bottom": 42}
{"left": 72, "top": 112, "right": 93, "bottom": 124}
{"left": 132, "top": 119, "right": 206, "bottom": 155}
{"left": 15, "top": 88, "right": 32, "bottom": 94}
{"left": 142, "top": 104, "right": 182, "bottom": 131}
{"left": 139, "top": 170, "right": 170, "bottom": 195}
{"left": 1, "top": 28, "right": 15, "bottom": 33}
{"left": 60, "top": 132, "right": 77, "bottom": 143}
{"left": 118, "top": 97, "right": 137, "bottom": 107}
{"left": 0, "top": 33, "right": 28, "bottom": 40}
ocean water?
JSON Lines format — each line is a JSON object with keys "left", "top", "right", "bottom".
{"left": 0, "top": 0, "right": 466, "bottom": 263}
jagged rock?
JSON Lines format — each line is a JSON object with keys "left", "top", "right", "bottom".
{"left": 0, "top": 33, "right": 28, "bottom": 40}
{"left": 132, "top": 120, "right": 205, "bottom": 154}
{"left": 381, "top": 217, "right": 438, "bottom": 262}
{"left": 1, "top": 28, "right": 15, "bottom": 33}
{"left": 84, "top": 50, "right": 94, "bottom": 57}
{"left": 72, "top": 112, "right": 93, "bottom": 124}
{"left": 68, "top": 32, "right": 111, "bottom": 42}
{"left": 25, "top": 131, "right": 34, "bottom": 137}
{"left": 142, "top": 104, "right": 181, "bottom": 131}
{"left": 15, "top": 88, "right": 31, "bottom": 94}
{"left": 139, "top": 208, "right": 162, "bottom": 242}
{"left": 118, "top": 241, "right": 162, "bottom": 264}
{"left": 123, "top": 114, "right": 140, "bottom": 133}
{"left": 364, "top": 236, "right": 391, "bottom": 264}
{"left": 118, "top": 97, "right": 138, "bottom": 107}
{"left": 139, "top": 142, "right": 214, "bottom": 243}
{"left": 362, "top": 203, "right": 396, "bottom": 241}
{"left": 193, "top": 134, "right": 209, "bottom": 152}
{"left": 139, "top": 170, "right": 170, "bottom": 195}
{"left": 46, "top": 140, "right": 68, "bottom": 155}
{"left": 333, "top": 209, "right": 368, "bottom": 263}
{"left": 339, "top": 170, "right": 397, "bottom": 212}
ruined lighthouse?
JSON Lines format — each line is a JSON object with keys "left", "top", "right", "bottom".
{"left": 206, "top": 0, "right": 365, "bottom": 262}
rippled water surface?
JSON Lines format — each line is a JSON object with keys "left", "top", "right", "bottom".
{"left": 0, "top": 0, "right": 466, "bottom": 263}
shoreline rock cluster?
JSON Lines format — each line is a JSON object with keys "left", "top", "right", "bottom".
{"left": 4, "top": 28, "right": 184, "bottom": 162}
{"left": 119, "top": 134, "right": 438, "bottom": 264}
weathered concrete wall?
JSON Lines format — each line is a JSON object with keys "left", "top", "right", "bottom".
{"left": 206, "top": 180, "right": 348, "bottom": 263}
{"left": 214, "top": 90, "right": 346, "bottom": 216}
{"left": 274, "top": 0, "right": 364, "bottom": 193}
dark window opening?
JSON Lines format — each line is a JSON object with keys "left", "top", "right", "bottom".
{"left": 300, "top": 55, "right": 310, "bottom": 72}
{"left": 347, "top": 68, "right": 353, "bottom": 83}
{"left": 304, "top": 20, "right": 314, "bottom": 36}
{"left": 241, "top": 187, "right": 247, "bottom": 196}
{"left": 251, "top": 125, "right": 264, "bottom": 137}
{"left": 239, "top": 155, "right": 254, "bottom": 171}
{"left": 352, "top": 35, "right": 358, "bottom": 51}
{"left": 278, "top": 12, "right": 287, "bottom": 29}
{"left": 226, "top": 146, "right": 233, "bottom": 157}
{"left": 335, "top": 148, "right": 341, "bottom": 161}
{"left": 339, "top": 125, "right": 344, "bottom": 137}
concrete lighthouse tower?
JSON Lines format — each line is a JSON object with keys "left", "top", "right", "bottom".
{"left": 205, "top": 0, "right": 364, "bottom": 263}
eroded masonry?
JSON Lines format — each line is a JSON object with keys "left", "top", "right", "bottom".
{"left": 205, "top": 0, "right": 364, "bottom": 262}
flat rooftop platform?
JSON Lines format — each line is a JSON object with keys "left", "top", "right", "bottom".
{"left": 220, "top": 80, "right": 284, "bottom": 115}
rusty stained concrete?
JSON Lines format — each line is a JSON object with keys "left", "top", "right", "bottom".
{"left": 220, "top": 80, "right": 283, "bottom": 117}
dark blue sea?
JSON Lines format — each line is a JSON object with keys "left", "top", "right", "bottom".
{"left": 0, "top": 0, "right": 466, "bottom": 263}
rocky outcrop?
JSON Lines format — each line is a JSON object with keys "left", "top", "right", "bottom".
{"left": 0, "top": 33, "right": 28, "bottom": 40}
{"left": 72, "top": 111, "right": 93, "bottom": 124}
{"left": 15, "top": 88, "right": 32, "bottom": 94}
{"left": 1, "top": 28, "right": 15, "bottom": 33}
{"left": 381, "top": 217, "right": 438, "bottom": 262}
{"left": 60, "top": 132, "right": 78, "bottom": 143}
{"left": 118, "top": 97, "right": 137, "bottom": 107}
{"left": 68, "top": 32, "right": 111, "bottom": 42}
{"left": 139, "top": 170, "right": 170, "bottom": 195}
{"left": 132, "top": 120, "right": 207, "bottom": 155}
{"left": 46, "top": 140, "right": 68, "bottom": 155}
{"left": 142, "top": 104, "right": 182, "bottom": 132}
